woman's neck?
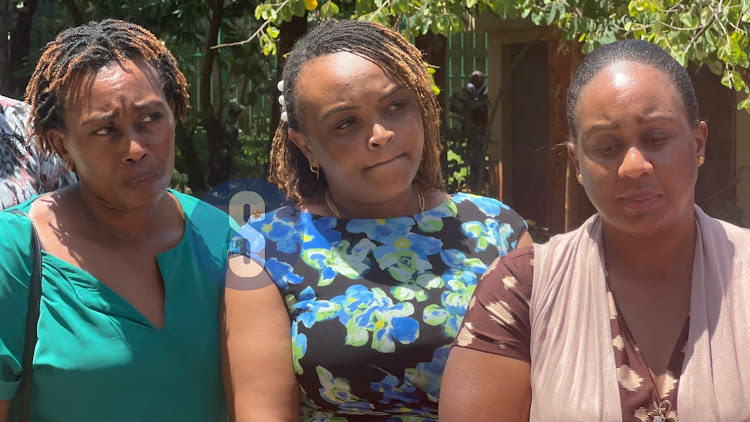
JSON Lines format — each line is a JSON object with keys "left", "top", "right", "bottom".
{"left": 74, "top": 184, "right": 171, "bottom": 242}
{"left": 322, "top": 185, "right": 423, "bottom": 219}
{"left": 601, "top": 209, "right": 696, "bottom": 284}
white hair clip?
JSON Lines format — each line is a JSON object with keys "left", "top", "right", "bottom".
{"left": 277, "top": 80, "right": 289, "bottom": 123}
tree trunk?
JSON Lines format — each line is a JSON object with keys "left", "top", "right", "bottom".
{"left": 414, "top": 33, "right": 447, "bottom": 111}
{"left": 203, "top": 0, "right": 227, "bottom": 187}
{"left": 9, "top": 0, "right": 39, "bottom": 98}
{"left": 546, "top": 28, "right": 572, "bottom": 235}
{"left": 0, "top": 0, "right": 9, "bottom": 96}
{"left": 175, "top": 122, "right": 206, "bottom": 191}
{"left": 415, "top": 33, "right": 448, "bottom": 185}
{"left": 61, "top": 0, "right": 85, "bottom": 26}
{"left": 270, "top": 14, "right": 308, "bottom": 153}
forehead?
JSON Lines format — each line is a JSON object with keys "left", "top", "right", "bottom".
{"left": 65, "top": 59, "right": 166, "bottom": 115}
{"left": 295, "top": 52, "right": 400, "bottom": 101}
{"left": 575, "top": 62, "right": 687, "bottom": 129}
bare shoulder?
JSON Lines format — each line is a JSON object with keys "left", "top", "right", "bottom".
{"left": 423, "top": 189, "right": 450, "bottom": 209}
{"left": 26, "top": 186, "right": 76, "bottom": 230}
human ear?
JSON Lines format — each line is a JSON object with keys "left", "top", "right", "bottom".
{"left": 288, "top": 128, "right": 318, "bottom": 167}
{"left": 694, "top": 121, "right": 708, "bottom": 163}
{"left": 47, "top": 128, "right": 72, "bottom": 165}
{"left": 567, "top": 142, "right": 582, "bottom": 176}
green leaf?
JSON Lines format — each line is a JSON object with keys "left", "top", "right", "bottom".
{"left": 436, "top": 14, "right": 451, "bottom": 36}
{"left": 261, "top": 35, "right": 277, "bottom": 55}
{"left": 674, "top": 51, "right": 686, "bottom": 66}
{"left": 706, "top": 58, "right": 724, "bottom": 75}
{"left": 291, "top": 0, "right": 306, "bottom": 17}
{"left": 733, "top": 70, "right": 745, "bottom": 91}
{"left": 680, "top": 12, "right": 698, "bottom": 28}
{"left": 391, "top": 0, "right": 408, "bottom": 14}
{"left": 266, "top": 26, "right": 280, "bottom": 39}
{"left": 279, "top": 3, "right": 293, "bottom": 21}
{"left": 320, "top": 1, "right": 339, "bottom": 18}
{"left": 545, "top": 5, "right": 557, "bottom": 25}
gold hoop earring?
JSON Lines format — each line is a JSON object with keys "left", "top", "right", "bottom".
{"left": 309, "top": 163, "right": 320, "bottom": 180}
{"left": 576, "top": 174, "right": 583, "bottom": 184}
{"left": 698, "top": 156, "right": 705, "bottom": 166}
{"left": 65, "top": 161, "right": 74, "bottom": 172}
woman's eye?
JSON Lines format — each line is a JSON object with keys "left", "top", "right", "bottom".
{"left": 141, "top": 113, "right": 162, "bottom": 124}
{"left": 94, "top": 126, "right": 114, "bottom": 136}
{"left": 596, "top": 142, "right": 618, "bottom": 155}
{"left": 647, "top": 135, "right": 668, "bottom": 145}
{"left": 334, "top": 118, "right": 357, "bottom": 130}
{"left": 388, "top": 101, "right": 408, "bottom": 112}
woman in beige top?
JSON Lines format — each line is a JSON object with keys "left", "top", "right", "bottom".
{"left": 440, "top": 40, "right": 750, "bottom": 422}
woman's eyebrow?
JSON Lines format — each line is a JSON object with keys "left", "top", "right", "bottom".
{"left": 380, "top": 85, "right": 403, "bottom": 101}
{"left": 321, "top": 105, "right": 359, "bottom": 123}
{"left": 81, "top": 111, "right": 117, "bottom": 126}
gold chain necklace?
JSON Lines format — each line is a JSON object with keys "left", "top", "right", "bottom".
{"left": 325, "top": 189, "right": 425, "bottom": 218}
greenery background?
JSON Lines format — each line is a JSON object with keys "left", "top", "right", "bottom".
{"left": 2, "top": 0, "right": 749, "bottom": 232}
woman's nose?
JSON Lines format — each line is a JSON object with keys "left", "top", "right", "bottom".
{"left": 368, "top": 123, "right": 394, "bottom": 149}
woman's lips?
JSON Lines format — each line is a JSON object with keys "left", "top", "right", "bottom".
{"left": 619, "top": 193, "right": 661, "bottom": 210}
{"left": 366, "top": 154, "right": 405, "bottom": 170}
{"left": 124, "top": 171, "right": 160, "bottom": 188}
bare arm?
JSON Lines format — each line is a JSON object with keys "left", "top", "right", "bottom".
{"left": 222, "top": 256, "right": 300, "bottom": 422}
{"left": 439, "top": 348, "right": 531, "bottom": 422}
{"left": 517, "top": 231, "right": 534, "bottom": 249}
{"left": 0, "top": 400, "right": 8, "bottom": 422}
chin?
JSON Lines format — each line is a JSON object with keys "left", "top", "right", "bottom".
{"left": 604, "top": 209, "right": 685, "bottom": 239}
{"left": 122, "top": 181, "right": 170, "bottom": 208}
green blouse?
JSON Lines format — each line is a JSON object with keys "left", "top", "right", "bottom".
{"left": 0, "top": 190, "right": 230, "bottom": 421}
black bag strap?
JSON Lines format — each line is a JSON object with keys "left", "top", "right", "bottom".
{"left": 8, "top": 209, "right": 42, "bottom": 422}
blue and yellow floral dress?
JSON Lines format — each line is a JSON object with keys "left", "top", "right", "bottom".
{"left": 230, "top": 193, "right": 528, "bottom": 421}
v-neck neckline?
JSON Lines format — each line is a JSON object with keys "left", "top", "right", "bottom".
{"left": 32, "top": 190, "right": 190, "bottom": 332}
{"left": 606, "top": 281, "right": 690, "bottom": 403}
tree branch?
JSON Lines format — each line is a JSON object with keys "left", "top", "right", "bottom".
{"left": 212, "top": 0, "right": 290, "bottom": 49}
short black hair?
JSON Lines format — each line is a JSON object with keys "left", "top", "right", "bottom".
{"left": 269, "top": 19, "right": 444, "bottom": 203}
{"left": 566, "top": 39, "right": 699, "bottom": 141}
{"left": 26, "top": 19, "right": 189, "bottom": 155}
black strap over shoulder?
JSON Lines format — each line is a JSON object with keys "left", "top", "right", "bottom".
{"left": 8, "top": 209, "right": 42, "bottom": 422}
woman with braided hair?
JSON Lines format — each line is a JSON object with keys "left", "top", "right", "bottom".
{"left": 223, "top": 19, "right": 531, "bottom": 421}
{"left": 0, "top": 20, "right": 231, "bottom": 421}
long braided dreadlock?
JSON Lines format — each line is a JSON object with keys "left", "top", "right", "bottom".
{"left": 270, "top": 19, "right": 445, "bottom": 204}
{"left": 25, "top": 19, "right": 190, "bottom": 156}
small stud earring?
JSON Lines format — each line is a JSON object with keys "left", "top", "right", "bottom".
{"left": 698, "top": 156, "right": 705, "bottom": 166}
{"left": 65, "top": 161, "right": 74, "bottom": 172}
{"left": 576, "top": 174, "right": 583, "bottom": 184}
{"left": 309, "top": 163, "right": 320, "bottom": 180}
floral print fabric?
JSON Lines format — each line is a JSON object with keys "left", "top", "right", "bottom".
{"left": 0, "top": 96, "right": 76, "bottom": 209}
{"left": 456, "top": 247, "right": 689, "bottom": 422}
{"left": 230, "top": 193, "right": 527, "bottom": 421}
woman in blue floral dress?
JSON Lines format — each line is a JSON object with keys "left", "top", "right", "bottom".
{"left": 223, "top": 19, "right": 531, "bottom": 422}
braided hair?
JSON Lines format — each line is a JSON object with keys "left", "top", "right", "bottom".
{"left": 270, "top": 19, "right": 445, "bottom": 203}
{"left": 25, "top": 19, "right": 189, "bottom": 155}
